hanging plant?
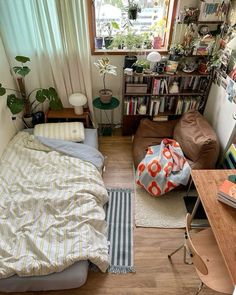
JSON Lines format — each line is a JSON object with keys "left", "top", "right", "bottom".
{"left": 127, "top": 1, "right": 141, "bottom": 20}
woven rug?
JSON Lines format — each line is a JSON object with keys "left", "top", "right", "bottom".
{"left": 106, "top": 188, "right": 135, "bottom": 274}
{"left": 135, "top": 184, "right": 187, "bottom": 228}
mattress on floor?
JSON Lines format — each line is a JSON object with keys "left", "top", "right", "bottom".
{"left": 0, "top": 261, "right": 88, "bottom": 292}
{"left": 0, "top": 128, "right": 100, "bottom": 292}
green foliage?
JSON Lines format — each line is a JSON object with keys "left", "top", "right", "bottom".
{"left": 134, "top": 59, "right": 150, "bottom": 69}
{"left": 13, "top": 66, "right": 31, "bottom": 77}
{"left": 0, "top": 83, "right": 6, "bottom": 96}
{"left": 0, "top": 55, "right": 62, "bottom": 116}
{"left": 7, "top": 94, "right": 24, "bottom": 114}
{"left": 15, "top": 56, "right": 30, "bottom": 63}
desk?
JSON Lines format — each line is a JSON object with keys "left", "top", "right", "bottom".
{"left": 191, "top": 170, "right": 236, "bottom": 285}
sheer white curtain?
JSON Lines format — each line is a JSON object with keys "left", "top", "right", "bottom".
{"left": 0, "top": 0, "right": 94, "bottom": 121}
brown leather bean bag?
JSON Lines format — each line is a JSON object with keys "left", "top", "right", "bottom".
{"left": 132, "top": 110, "right": 219, "bottom": 169}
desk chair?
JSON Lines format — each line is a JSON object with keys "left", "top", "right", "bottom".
{"left": 168, "top": 214, "right": 233, "bottom": 295}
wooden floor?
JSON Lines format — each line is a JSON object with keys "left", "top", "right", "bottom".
{"left": 3, "top": 131, "right": 222, "bottom": 295}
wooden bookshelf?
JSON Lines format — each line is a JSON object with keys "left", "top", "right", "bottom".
{"left": 122, "top": 72, "right": 212, "bottom": 135}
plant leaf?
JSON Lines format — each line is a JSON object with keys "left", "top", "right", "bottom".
{"left": 13, "top": 66, "right": 31, "bottom": 77}
{"left": 49, "top": 97, "right": 63, "bottom": 110}
{"left": 15, "top": 56, "right": 30, "bottom": 63}
{"left": 111, "top": 21, "right": 119, "bottom": 30}
{"left": 7, "top": 94, "right": 24, "bottom": 114}
{"left": 36, "top": 89, "right": 49, "bottom": 103}
{"left": 0, "top": 84, "right": 6, "bottom": 96}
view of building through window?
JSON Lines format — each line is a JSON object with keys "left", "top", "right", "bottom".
{"left": 94, "top": 0, "right": 173, "bottom": 50}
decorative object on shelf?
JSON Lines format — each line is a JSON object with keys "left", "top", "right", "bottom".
{"left": 138, "top": 104, "right": 147, "bottom": 115}
{"left": 127, "top": 0, "right": 141, "bottom": 20}
{"left": 133, "top": 59, "right": 150, "bottom": 73}
{"left": 182, "top": 23, "right": 195, "bottom": 55}
{"left": 182, "top": 58, "right": 197, "bottom": 73}
{"left": 198, "top": 61, "right": 209, "bottom": 74}
{"left": 183, "top": 7, "right": 199, "bottom": 24}
{"left": 169, "top": 81, "right": 179, "bottom": 94}
{"left": 147, "top": 51, "right": 162, "bottom": 71}
{"left": 165, "top": 60, "right": 179, "bottom": 74}
{"left": 94, "top": 57, "right": 117, "bottom": 104}
{"left": 69, "top": 93, "right": 87, "bottom": 115}
{"left": 0, "top": 55, "right": 62, "bottom": 127}
{"left": 192, "top": 35, "right": 215, "bottom": 56}
{"left": 169, "top": 44, "right": 185, "bottom": 61}
{"left": 198, "top": 25, "right": 210, "bottom": 36}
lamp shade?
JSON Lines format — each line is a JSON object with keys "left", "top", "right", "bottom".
{"left": 69, "top": 93, "right": 87, "bottom": 115}
{"left": 147, "top": 51, "right": 162, "bottom": 63}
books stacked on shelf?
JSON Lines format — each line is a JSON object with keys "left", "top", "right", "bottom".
{"left": 218, "top": 180, "right": 236, "bottom": 209}
{"left": 179, "top": 76, "right": 209, "bottom": 92}
{"left": 124, "top": 96, "right": 150, "bottom": 115}
{"left": 175, "top": 96, "right": 202, "bottom": 115}
{"left": 152, "top": 78, "right": 169, "bottom": 94}
{"left": 192, "top": 36, "right": 215, "bottom": 56}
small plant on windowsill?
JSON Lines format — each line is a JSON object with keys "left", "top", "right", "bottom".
{"left": 0, "top": 55, "right": 63, "bottom": 127}
{"left": 94, "top": 57, "right": 117, "bottom": 104}
{"left": 133, "top": 59, "right": 150, "bottom": 73}
{"left": 104, "top": 21, "right": 120, "bottom": 49}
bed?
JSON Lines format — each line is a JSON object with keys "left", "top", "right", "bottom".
{"left": 0, "top": 128, "right": 109, "bottom": 292}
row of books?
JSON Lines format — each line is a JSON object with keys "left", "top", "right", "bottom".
{"left": 124, "top": 96, "right": 202, "bottom": 116}
{"left": 152, "top": 79, "right": 169, "bottom": 94}
{"left": 218, "top": 180, "right": 236, "bottom": 209}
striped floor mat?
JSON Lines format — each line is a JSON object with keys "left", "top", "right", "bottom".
{"left": 106, "top": 188, "right": 135, "bottom": 274}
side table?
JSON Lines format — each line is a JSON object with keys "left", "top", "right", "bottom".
{"left": 93, "top": 97, "right": 120, "bottom": 135}
{"left": 45, "top": 108, "right": 90, "bottom": 127}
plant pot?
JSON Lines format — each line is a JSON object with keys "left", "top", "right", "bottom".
{"left": 135, "top": 65, "right": 143, "bottom": 73}
{"left": 128, "top": 8, "right": 138, "bottom": 20}
{"left": 32, "top": 111, "right": 45, "bottom": 126}
{"left": 99, "top": 89, "right": 112, "bottom": 104}
{"left": 198, "top": 62, "right": 208, "bottom": 74}
{"left": 95, "top": 37, "right": 103, "bottom": 49}
{"left": 124, "top": 55, "right": 137, "bottom": 69}
{"left": 22, "top": 114, "right": 33, "bottom": 128}
{"left": 104, "top": 37, "right": 113, "bottom": 49}
{"left": 153, "top": 36, "right": 163, "bottom": 49}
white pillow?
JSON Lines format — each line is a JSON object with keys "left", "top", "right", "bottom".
{"left": 34, "top": 122, "right": 85, "bottom": 142}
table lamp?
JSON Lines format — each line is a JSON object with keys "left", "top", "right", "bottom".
{"left": 69, "top": 93, "right": 87, "bottom": 115}
{"left": 147, "top": 51, "right": 162, "bottom": 71}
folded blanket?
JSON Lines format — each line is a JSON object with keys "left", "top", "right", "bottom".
{"left": 136, "top": 139, "right": 191, "bottom": 197}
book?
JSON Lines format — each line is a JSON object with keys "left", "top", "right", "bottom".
{"left": 153, "top": 115, "right": 168, "bottom": 121}
{"left": 218, "top": 180, "right": 236, "bottom": 208}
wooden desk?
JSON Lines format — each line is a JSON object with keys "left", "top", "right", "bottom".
{"left": 191, "top": 170, "right": 236, "bottom": 285}
{"left": 45, "top": 108, "right": 90, "bottom": 127}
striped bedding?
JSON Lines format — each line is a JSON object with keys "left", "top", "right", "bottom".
{"left": 0, "top": 132, "right": 109, "bottom": 279}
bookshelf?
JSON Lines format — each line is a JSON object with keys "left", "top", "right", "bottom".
{"left": 122, "top": 71, "right": 212, "bottom": 135}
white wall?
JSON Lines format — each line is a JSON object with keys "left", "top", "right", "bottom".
{"left": 0, "top": 36, "right": 22, "bottom": 157}
{"left": 204, "top": 82, "right": 236, "bottom": 155}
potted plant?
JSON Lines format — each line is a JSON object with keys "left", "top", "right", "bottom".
{"left": 104, "top": 21, "right": 120, "bottom": 49}
{"left": 123, "top": 31, "right": 140, "bottom": 68}
{"left": 95, "top": 23, "right": 103, "bottom": 49}
{"left": 134, "top": 59, "right": 150, "bottom": 73}
{"left": 94, "top": 57, "right": 117, "bottom": 104}
{"left": 142, "top": 32, "right": 153, "bottom": 49}
{"left": 169, "top": 44, "right": 185, "bottom": 61}
{"left": 150, "top": 18, "right": 166, "bottom": 49}
{"left": 127, "top": 1, "right": 141, "bottom": 20}
{"left": 0, "top": 56, "right": 63, "bottom": 127}
{"left": 109, "top": 33, "right": 125, "bottom": 49}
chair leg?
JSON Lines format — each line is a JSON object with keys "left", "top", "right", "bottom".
{"left": 195, "top": 281, "right": 204, "bottom": 295}
{"left": 168, "top": 244, "right": 184, "bottom": 260}
{"left": 183, "top": 246, "right": 193, "bottom": 265}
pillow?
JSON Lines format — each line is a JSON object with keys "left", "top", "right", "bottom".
{"left": 34, "top": 122, "right": 85, "bottom": 142}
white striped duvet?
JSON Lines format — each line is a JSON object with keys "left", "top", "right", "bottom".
{"left": 0, "top": 132, "right": 109, "bottom": 278}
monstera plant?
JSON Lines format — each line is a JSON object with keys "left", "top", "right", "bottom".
{"left": 0, "top": 55, "right": 62, "bottom": 126}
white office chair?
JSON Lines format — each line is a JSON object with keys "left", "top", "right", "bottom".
{"left": 168, "top": 214, "right": 233, "bottom": 295}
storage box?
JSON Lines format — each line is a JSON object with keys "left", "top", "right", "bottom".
{"left": 126, "top": 83, "right": 148, "bottom": 94}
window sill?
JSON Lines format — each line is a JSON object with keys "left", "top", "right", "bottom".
{"left": 91, "top": 48, "right": 169, "bottom": 55}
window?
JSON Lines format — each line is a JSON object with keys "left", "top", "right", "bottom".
{"left": 88, "top": 0, "right": 177, "bottom": 54}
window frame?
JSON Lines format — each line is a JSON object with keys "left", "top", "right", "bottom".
{"left": 87, "top": 0, "right": 178, "bottom": 55}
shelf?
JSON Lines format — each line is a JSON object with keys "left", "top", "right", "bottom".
{"left": 125, "top": 92, "right": 204, "bottom": 96}
{"left": 125, "top": 71, "right": 210, "bottom": 78}
{"left": 177, "top": 21, "right": 224, "bottom": 25}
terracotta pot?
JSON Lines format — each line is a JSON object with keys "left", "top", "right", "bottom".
{"left": 153, "top": 36, "right": 163, "bottom": 49}
{"left": 99, "top": 89, "right": 112, "bottom": 104}
{"left": 198, "top": 62, "right": 208, "bottom": 74}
